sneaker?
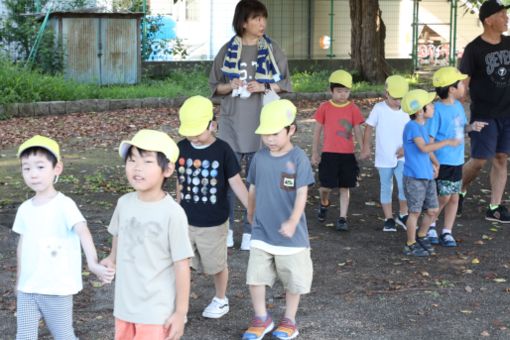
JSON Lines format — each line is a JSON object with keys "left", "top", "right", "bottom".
{"left": 395, "top": 214, "right": 408, "bottom": 230}
{"left": 317, "top": 203, "right": 329, "bottom": 222}
{"left": 457, "top": 193, "right": 465, "bottom": 217}
{"left": 439, "top": 233, "right": 457, "bottom": 247}
{"left": 202, "top": 297, "right": 229, "bottom": 318}
{"left": 427, "top": 227, "right": 439, "bottom": 245}
{"left": 242, "top": 315, "right": 274, "bottom": 340}
{"left": 416, "top": 236, "right": 435, "bottom": 254}
{"left": 403, "top": 243, "right": 429, "bottom": 257}
{"left": 240, "top": 233, "right": 251, "bottom": 251}
{"left": 336, "top": 217, "right": 349, "bottom": 231}
{"left": 383, "top": 218, "right": 397, "bottom": 232}
{"left": 272, "top": 318, "right": 299, "bottom": 340}
{"left": 227, "top": 229, "right": 234, "bottom": 248}
{"left": 485, "top": 205, "right": 510, "bottom": 223}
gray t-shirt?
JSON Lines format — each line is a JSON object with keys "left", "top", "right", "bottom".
{"left": 247, "top": 146, "right": 314, "bottom": 248}
{"left": 209, "top": 40, "right": 292, "bottom": 153}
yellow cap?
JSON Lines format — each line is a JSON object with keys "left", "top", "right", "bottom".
{"left": 18, "top": 135, "right": 61, "bottom": 161}
{"left": 255, "top": 99, "right": 297, "bottom": 134}
{"left": 119, "top": 129, "right": 179, "bottom": 163}
{"left": 385, "top": 75, "right": 409, "bottom": 98}
{"left": 432, "top": 66, "right": 468, "bottom": 88}
{"left": 178, "top": 95, "right": 214, "bottom": 136}
{"left": 329, "top": 70, "right": 353, "bottom": 89}
{"left": 401, "top": 89, "right": 436, "bottom": 115}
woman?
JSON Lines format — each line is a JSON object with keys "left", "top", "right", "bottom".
{"left": 209, "top": 0, "right": 291, "bottom": 250}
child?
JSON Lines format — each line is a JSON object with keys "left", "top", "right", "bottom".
{"left": 176, "top": 96, "right": 248, "bottom": 318}
{"left": 311, "top": 69, "right": 364, "bottom": 231}
{"left": 101, "top": 129, "right": 194, "bottom": 340}
{"left": 401, "top": 90, "right": 460, "bottom": 256}
{"left": 243, "top": 99, "right": 314, "bottom": 340}
{"left": 360, "top": 75, "right": 410, "bottom": 231}
{"left": 426, "top": 67, "right": 487, "bottom": 246}
{"left": 13, "top": 135, "right": 114, "bottom": 339}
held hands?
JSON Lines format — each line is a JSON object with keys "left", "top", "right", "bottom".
{"left": 359, "top": 147, "right": 370, "bottom": 161}
{"left": 164, "top": 312, "right": 186, "bottom": 340}
{"left": 89, "top": 261, "right": 115, "bottom": 284}
{"left": 311, "top": 152, "right": 321, "bottom": 166}
{"left": 280, "top": 219, "right": 298, "bottom": 238}
{"left": 396, "top": 147, "right": 404, "bottom": 158}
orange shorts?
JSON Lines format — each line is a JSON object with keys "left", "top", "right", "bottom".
{"left": 115, "top": 318, "right": 167, "bottom": 340}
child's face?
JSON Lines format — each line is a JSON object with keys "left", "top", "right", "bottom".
{"left": 385, "top": 92, "right": 402, "bottom": 110}
{"left": 21, "top": 151, "right": 62, "bottom": 195}
{"left": 261, "top": 126, "right": 295, "bottom": 154}
{"left": 185, "top": 124, "right": 215, "bottom": 147}
{"left": 450, "top": 81, "right": 466, "bottom": 100}
{"left": 423, "top": 103, "right": 435, "bottom": 119}
{"left": 243, "top": 15, "right": 266, "bottom": 39}
{"left": 331, "top": 87, "right": 350, "bottom": 104}
{"left": 125, "top": 147, "right": 172, "bottom": 193}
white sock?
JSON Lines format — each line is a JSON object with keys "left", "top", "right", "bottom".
{"left": 442, "top": 229, "right": 452, "bottom": 235}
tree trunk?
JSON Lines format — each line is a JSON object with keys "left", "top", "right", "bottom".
{"left": 349, "top": 0, "right": 389, "bottom": 83}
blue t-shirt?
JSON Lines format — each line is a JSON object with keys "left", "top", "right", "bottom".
{"left": 426, "top": 100, "right": 466, "bottom": 166}
{"left": 403, "top": 120, "right": 433, "bottom": 180}
{"left": 247, "top": 146, "right": 315, "bottom": 248}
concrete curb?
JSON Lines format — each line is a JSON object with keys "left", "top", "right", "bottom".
{"left": 2, "top": 91, "right": 384, "bottom": 119}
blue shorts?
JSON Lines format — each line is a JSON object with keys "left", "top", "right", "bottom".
{"left": 469, "top": 117, "right": 510, "bottom": 159}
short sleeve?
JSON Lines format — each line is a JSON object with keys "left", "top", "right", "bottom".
{"left": 223, "top": 142, "right": 241, "bottom": 180}
{"left": 314, "top": 103, "right": 326, "bottom": 124}
{"left": 295, "top": 150, "right": 315, "bottom": 189}
{"left": 271, "top": 41, "right": 292, "bottom": 92}
{"left": 459, "top": 43, "right": 474, "bottom": 76}
{"left": 351, "top": 104, "right": 365, "bottom": 126}
{"left": 12, "top": 206, "right": 26, "bottom": 235}
{"left": 62, "top": 197, "right": 86, "bottom": 230}
{"left": 107, "top": 201, "right": 121, "bottom": 236}
{"left": 167, "top": 205, "right": 193, "bottom": 262}
{"left": 246, "top": 152, "right": 259, "bottom": 185}
{"left": 365, "top": 105, "right": 380, "bottom": 127}
{"left": 426, "top": 106, "right": 440, "bottom": 138}
{"left": 209, "top": 44, "right": 228, "bottom": 96}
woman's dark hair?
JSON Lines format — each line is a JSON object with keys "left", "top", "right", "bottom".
{"left": 232, "top": 0, "right": 268, "bottom": 36}
{"left": 435, "top": 80, "right": 459, "bottom": 100}
{"left": 19, "top": 147, "right": 58, "bottom": 167}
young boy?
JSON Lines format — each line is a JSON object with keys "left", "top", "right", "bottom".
{"left": 360, "top": 75, "right": 410, "bottom": 231}
{"left": 426, "top": 67, "right": 487, "bottom": 247}
{"left": 176, "top": 95, "right": 248, "bottom": 319}
{"left": 13, "top": 135, "right": 114, "bottom": 339}
{"left": 242, "top": 99, "right": 314, "bottom": 340}
{"left": 311, "top": 69, "right": 364, "bottom": 231}
{"left": 401, "top": 90, "right": 460, "bottom": 256}
{"left": 101, "top": 129, "right": 193, "bottom": 340}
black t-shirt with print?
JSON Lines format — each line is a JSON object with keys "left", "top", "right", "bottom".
{"left": 459, "top": 35, "right": 510, "bottom": 120}
{"left": 177, "top": 138, "right": 241, "bottom": 227}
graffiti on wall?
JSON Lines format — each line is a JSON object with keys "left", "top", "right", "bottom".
{"left": 418, "top": 42, "right": 450, "bottom": 66}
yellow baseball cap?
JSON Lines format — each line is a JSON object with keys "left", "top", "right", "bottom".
{"left": 386, "top": 75, "right": 409, "bottom": 98}
{"left": 255, "top": 99, "right": 297, "bottom": 134}
{"left": 17, "top": 135, "right": 61, "bottom": 161}
{"left": 329, "top": 70, "right": 353, "bottom": 89}
{"left": 178, "top": 95, "right": 214, "bottom": 137}
{"left": 432, "top": 67, "right": 468, "bottom": 88}
{"left": 401, "top": 89, "right": 436, "bottom": 115}
{"left": 119, "top": 129, "right": 179, "bottom": 163}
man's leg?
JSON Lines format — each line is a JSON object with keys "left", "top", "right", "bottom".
{"left": 490, "top": 153, "right": 508, "bottom": 206}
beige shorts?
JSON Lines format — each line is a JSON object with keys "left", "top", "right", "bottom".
{"left": 246, "top": 247, "right": 313, "bottom": 295}
{"left": 189, "top": 221, "right": 228, "bottom": 275}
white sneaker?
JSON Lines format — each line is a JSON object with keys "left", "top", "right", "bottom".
{"left": 227, "top": 229, "right": 234, "bottom": 248}
{"left": 240, "top": 233, "right": 251, "bottom": 251}
{"left": 202, "top": 297, "right": 229, "bottom": 318}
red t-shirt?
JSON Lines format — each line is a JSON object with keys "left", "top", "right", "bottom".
{"left": 314, "top": 100, "right": 365, "bottom": 154}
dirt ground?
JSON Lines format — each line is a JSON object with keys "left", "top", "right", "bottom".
{"left": 1, "top": 99, "right": 510, "bottom": 340}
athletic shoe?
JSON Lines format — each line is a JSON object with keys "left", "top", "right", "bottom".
{"left": 240, "top": 233, "right": 251, "bottom": 251}
{"left": 416, "top": 236, "right": 435, "bottom": 255}
{"left": 403, "top": 243, "right": 429, "bottom": 257}
{"left": 272, "top": 318, "right": 299, "bottom": 340}
{"left": 395, "top": 214, "right": 408, "bottom": 230}
{"left": 485, "top": 205, "right": 510, "bottom": 223}
{"left": 242, "top": 315, "right": 274, "bottom": 340}
{"left": 202, "top": 297, "right": 229, "bottom": 318}
{"left": 457, "top": 193, "right": 465, "bottom": 217}
{"left": 317, "top": 203, "right": 329, "bottom": 222}
{"left": 427, "top": 227, "right": 439, "bottom": 245}
{"left": 439, "top": 233, "right": 457, "bottom": 247}
{"left": 336, "top": 217, "right": 349, "bottom": 231}
{"left": 227, "top": 229, "right": 234, "bottom": 248}
{"left": 383, "top": 218, "right": 397, "bottom": 232}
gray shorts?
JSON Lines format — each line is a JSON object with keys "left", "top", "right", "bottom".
{"left": 403, "top": 176, "right": 439, "bottom": 213}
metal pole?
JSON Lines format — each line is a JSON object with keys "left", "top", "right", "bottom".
{"left": 412, "top": 0, "right": 419, "bottom": 70}
{"left": 452, "top": 0, "right": 458, "bottom": 66}
{"left": 327, "top": 0, "right": 335, "bottom": 58}
{"left": 142, "top": 0, "right": 147, "bottom": 59}
{"left": 34, "top": 0, "right": 41, "bottom": 13}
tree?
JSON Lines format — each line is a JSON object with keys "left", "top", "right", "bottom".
{"left": 349, "top": 0, "right": 388, "bottom": 83}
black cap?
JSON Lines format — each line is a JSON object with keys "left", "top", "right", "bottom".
{"left": 479, "top": 0, "right": 510, "bottom": 22}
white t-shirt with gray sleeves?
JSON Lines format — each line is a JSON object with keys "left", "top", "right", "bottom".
{"left": 108, "top": 192, "right": 194, "bottom": 325}
{"left": 13, "top": 192, "right": 85, "bottom": 295}
{"left": 365, "top": 101, "right": 410, "bottom": 168}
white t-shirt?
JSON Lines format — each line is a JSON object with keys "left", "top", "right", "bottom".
{"left": 13, "top": 192, "right": 85, "bottom": 295}
{"left": 108, "top": 192, "right": 194, "bottom": 325}
{"left": 365, "top": 101, "right": 410, "bottom": 168}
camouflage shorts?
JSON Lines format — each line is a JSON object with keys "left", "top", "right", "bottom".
{"left": 436, "top": 179, "right": 462, "bottom": 196}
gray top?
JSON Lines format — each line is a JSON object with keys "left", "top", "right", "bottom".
{"left": 209, "top": 40, "right": 292, "bottom": 153}
{"left": 247, "top": 146, "right": 314, "bottom": 248}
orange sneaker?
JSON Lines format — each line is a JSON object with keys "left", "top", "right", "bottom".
{"left": 272, "top": 318, "right": 299, "bottom": 340}
{"left": 242, "top": 315, "right": 274, "bottom": 340}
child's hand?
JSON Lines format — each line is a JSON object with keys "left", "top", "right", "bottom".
{"left": 280, "top": 219, "right": 298, "bottom": 238}
{"left": 448, "top": 138, "right": 462, "bottom": 147}
{"left": 164, "top": 312, "right": 186, "bottom": 340}
{"left": 432, "top": 163, "right": 440, "bottom": 179}
{"left": 89, "top": 262, "right": 115, "bottom": 284}
{"left": 311, "top": 152, "right": 320, "bottom": 166}
{"left": 100, "top": 256, "right": 116, "bottom": 270}
{"left": 396, "top": 147, "right": 404, "bottom": 158}
{"left": 359, "top": 148, "right": 370, "bottom": 160}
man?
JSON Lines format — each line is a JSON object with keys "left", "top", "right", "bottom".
{"left": 459, "top": 0, "right": 510, "bottom": 222}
